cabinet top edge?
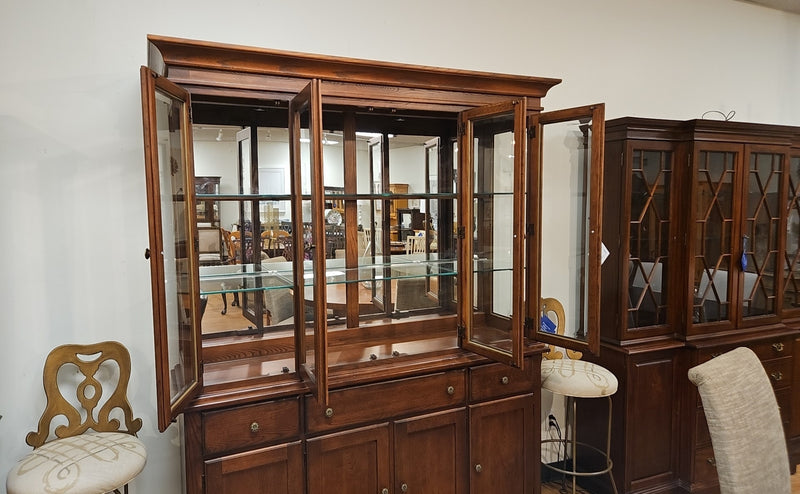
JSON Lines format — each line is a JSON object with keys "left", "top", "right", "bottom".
{"left": 605, "top": 116, "right": 800, "bottom": 143}
{"left": 147, "top": 34, "right": 562, "bottom": 99}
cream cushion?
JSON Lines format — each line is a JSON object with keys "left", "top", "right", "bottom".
{"left": 7, "top": 432, "right": 146, "bottom": 494}
{"left": 541, "top": 359, "right": 618, "bottom": 398}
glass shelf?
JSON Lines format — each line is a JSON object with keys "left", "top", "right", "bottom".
{"left": 199, "top": 256, "right": 457, "bottom": 296}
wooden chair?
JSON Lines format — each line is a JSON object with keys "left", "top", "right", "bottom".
{"left": 6, "top": 341, "right": 146, "bottom": 494}
{"left": 688, "top": 347, "right": 791, "bottom": 494}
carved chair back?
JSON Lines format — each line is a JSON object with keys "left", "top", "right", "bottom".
{"left": 26, "top": 341, "right": 142, "bottom": 449}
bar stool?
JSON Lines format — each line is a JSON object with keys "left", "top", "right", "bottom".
{"left": 541, "top": 357, "right": 619, "bottom": 494}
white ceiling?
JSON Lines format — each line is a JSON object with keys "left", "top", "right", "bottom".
{"left": 735, "top": 0, "right": 800, "bottom": 15}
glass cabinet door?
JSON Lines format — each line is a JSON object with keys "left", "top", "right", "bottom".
{"left": 140, "top": 66, "right": 202, "bottom": 431}
{"left": 529, "top": 104, "right": 605, "bottom": 356}
{"left": 290, "top": 80, "right": 329, "bottom": 404}
{"left": 458, "top": 99, "right": 527, "bottom": 368}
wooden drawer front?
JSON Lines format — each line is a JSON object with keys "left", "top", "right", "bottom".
{"left": 203, "top": 397, "right": 300, "bottom": 456}
{"left": 750, "top": 337, "right": 793, "bottom": 361}
{"left": 763, "top": 356, "right": 792, "bottom": 390}
{"left": 692, "top": 446, "right": 718, "bottom": 484}
{"left": 469, "top": 359, "right": 536, "bottom": 402}
{"left": 305, "top": 370, "right": 466, "bottom": 434}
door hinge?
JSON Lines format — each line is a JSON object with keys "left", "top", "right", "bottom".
{"left": 458, "top": 121, "right": 466, "bottom": 138}
{"left": 524, "top": 317, "right": 534, "bottom": 331}
{"left": 457, "top": 324, "right": 466, "bottom": 339}
{"left": 457, "top": 226, "right": 466, "bottom": 239}
{"left": 526, "top": 224, "right": 535, "bottom": 237}
{"left": 528, "top": 126, "right": 536, "bottom": 139}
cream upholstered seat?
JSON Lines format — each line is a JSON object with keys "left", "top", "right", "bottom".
{"left": 541, "top": 359, "right": 618, "bottom": 398}
{"left": 6, "top": 341, "right": 146, "bottom": 494}
{"left": 688, "top": 347, "right": 791, "bottom": 494}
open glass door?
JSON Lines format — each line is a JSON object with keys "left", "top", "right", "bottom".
{"left": 528, "top": 104, "right": 605, "bottom": 356}
{"left": 458, "top": 99, "right": 527, "bottom": 368}
{"left": 140, "top": 66, "right": 202, "bottom": 431}
{"left": 289, "top": 80, "right": 329, "bottom": 404}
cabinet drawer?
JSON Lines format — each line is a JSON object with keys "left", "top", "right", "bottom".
{"left": 305, "top": 370, "right": 466, "bottom": 434}
{"left": 203, "top": 397, "right": 300, "bottom": 455}
{"left": 750, "top": 337, "right": 793, "bottom": 361}
{"left": 693, "top": 446, "right": 718, "bottom": 484}
{"left": 763, "top": 356, "right": 792, "bottom": 390}
{"left": 469, "top": 359, "right": 536, "bottom": 402}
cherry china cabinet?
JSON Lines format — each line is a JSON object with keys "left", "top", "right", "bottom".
{"left": 140, "top": 35, "right": 605, "bottom": 494}
{"left": 587, "top": 117, "right": 800, "bottom": 494}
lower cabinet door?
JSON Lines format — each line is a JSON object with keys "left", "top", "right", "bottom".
{"left": 204, "top": 441, "right": 303, "bottom": 494}
{"left": 307, "top": 423, "right": 391, "bottom": 494}
{"left": 394, "top": 409, "right": 468, "bottom": 494}
{"left": 469, "top": 394, "right": 535, "bottom": 494}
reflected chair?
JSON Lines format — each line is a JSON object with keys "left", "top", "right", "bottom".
{"left": 688, "top": 347, "right": 791, "bottom": 494}
{"left": 540, "top": 298, "right": 618, "bottom": 494}
{"left": 261, "top": 229, "right": 290, "bottom": 258}
{"left": 404, "top": 235, "right": 426, "bottom": 255}
{"left": 218, "top": 228, "right": 241, "bottom": 314}
{"left": 7, "top": 341, "right": 147, "bottom": 494}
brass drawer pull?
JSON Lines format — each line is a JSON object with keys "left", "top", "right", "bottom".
{"left": 325, "top": 407, "right": 334, "bottom": 418}
{"left": 475, "top": 464, "right": 483, "bottom": 473}
{"left": 250, "top": 422, "right": 260, "bottom": 433}
{"left": 771, "top": 371, "right": 783, "bottom": 382}
{"left": 400, "top": 483, "right": 408, "bottom": 492}
{"left": 382, "top": 489, "right": 389, "bottom": 494}
{"left": 446, "top": 385, "right": 455, "bottom": 395}
{"left": 772, "top": 342, "right": 785, "bottom": 353}
{"left": 501, "top": 376, "right": 510, "bottom": 385}
{"left": 707, "top": 457, "right": 716, "bottom": 467}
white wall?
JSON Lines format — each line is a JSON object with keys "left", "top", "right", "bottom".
{"left": 1, "top": 1, "right": 798, "bottom": 493}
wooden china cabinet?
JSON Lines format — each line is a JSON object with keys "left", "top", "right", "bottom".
{"left": 591, "top": 117, "right": 800, "bottom": 494}
{"left": 140, "top": 35, "right": 605, "bottom": 494}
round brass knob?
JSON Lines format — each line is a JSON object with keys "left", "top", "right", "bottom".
{"left": 501, "top": 376, "right": 509, "bottom": 385}
{"left": 401, "top": 483, "right": 408, "bottom": 492}
{"left": 381, "top": 489, "right": 389, "bottom": 494}
{"left": 773, "top": 342, "right": 785, "bottom": 352}
{"left": 475, "top": 464, "right": 482, "bottom": 473}
{"left": 250, "top": 422, "right": 259, "bottom": 433}
{"left": 325, "top": 407, "right": 334, "bottom": 418}
{"left": 446, "top": 386, "right": 455, "bottom": 395}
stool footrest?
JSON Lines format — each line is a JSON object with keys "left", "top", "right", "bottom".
{"left": 541, "top": 439, "right": 614, "bottom": 476}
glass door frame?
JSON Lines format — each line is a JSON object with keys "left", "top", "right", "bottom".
{"left": 140, "top": 66, "right": 203, "bottom": 431}
{"left": 458, "top": 99, "right": 528, "bottom": 368}
{"left": 528, "top": 104, "right": 605, "bottom": 356}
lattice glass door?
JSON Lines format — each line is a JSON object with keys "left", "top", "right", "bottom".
{"left": 627, "top": 145, "right": 672, "bottom": 329}
{"left": 741, "top": 147, "right": 782, "bottom": 319}
{"left": 692, "top": 147, "right": 737, "bottom": 325}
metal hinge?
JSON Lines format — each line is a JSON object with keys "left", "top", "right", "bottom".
{"left": 457, "top": 226, "right": 466, "bottom": 239}
{"left": 457, "top": 121, "right": 466, "bottom": 138}
{"left": 526, "top": 224, "right": 535, "bottom": 237}
{"left": 528, "top": 126, "right": 536, "bottom": 139}
{"left": 457, "top": 324, "right": 466, "bottom": 338}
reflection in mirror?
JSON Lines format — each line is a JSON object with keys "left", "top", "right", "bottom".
{"left": 538, "top": 118, "right": 592, "bottom": 344}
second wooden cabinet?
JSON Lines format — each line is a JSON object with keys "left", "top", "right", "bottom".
{"left": 593, "top": 117, "right": 800, "bottom": 494}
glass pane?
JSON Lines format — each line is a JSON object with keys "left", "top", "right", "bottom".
{"left": 784, "top": 156, "right": 800, "bottom": 310}
{"left": 538, "top": 119, "right": 593, "bottom": 343}
{"left": 628, "top": 148, "right": 672, "bottom": 328}
{"left": 153, "top": 88, "right": 198, "bottom": 405}
{"left": 692, "top": 150, "right": 736, "bottom": 323}
{"left": 468, "top": 111, "right": 517, "bottom": 353}
{"left": 743, "top": 151, "right": 781, "bottom": 317}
